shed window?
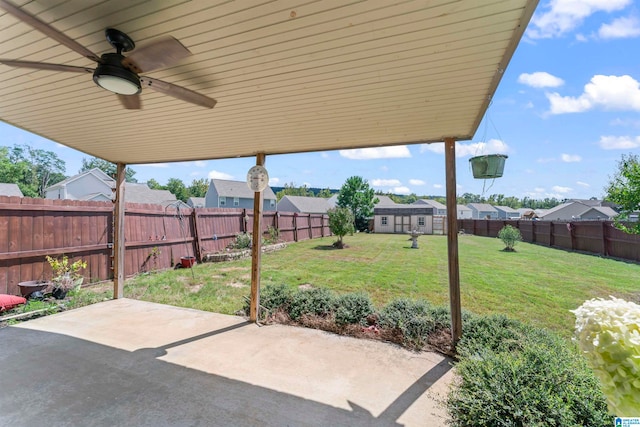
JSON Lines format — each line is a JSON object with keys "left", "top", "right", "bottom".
{"left": 381, "top": 216, "right": 388, "bottom": 225}
{"left": 418, "top": 216, "right": 425, "bottom": 226}
{"left": 233, "top": 197, "right": 239, "bottom": 206}
{"left": 270, "top": 199, "right": 276, "bottom": 207}
{"left": 219, "top": 196, "right": 226, "bottom": 206}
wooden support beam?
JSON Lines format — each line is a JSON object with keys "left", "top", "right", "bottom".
{"left": 113, "top": 163, "right": 126, "bottom": 299}
{"left": 444, "top": 137, "right": 462, "bottom": 347}
{"left": 249, "top": 153, "right": 266, "bottom": 322}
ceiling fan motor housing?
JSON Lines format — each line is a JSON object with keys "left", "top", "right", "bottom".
{"left": 93, "top": 53, "right": 141, "bottom": 95}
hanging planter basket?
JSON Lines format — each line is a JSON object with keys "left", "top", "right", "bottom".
{"left": 469, "top": 154, "right": 508, "bottom": 179}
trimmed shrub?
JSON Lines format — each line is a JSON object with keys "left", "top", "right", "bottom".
{"left": 334, "top": 292, "right": 374, "bottom": 326}
{"left": 243, "top": 283, "right": 292, "bottom": 315}
{"left": 289, "top": 287, "right": 336, "bottom": 320}
{"left": 498, "top": 224, "right": 522, "bottom": 251}
{"left": 448, "top": 314, "right": 610, "bottom": 426}
{"left": 378, "top": 298, "right": 434, "bottom": 345}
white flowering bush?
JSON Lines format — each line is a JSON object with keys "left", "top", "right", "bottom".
{"left": 572, "top": 297, "right": 640, "bottom": 416}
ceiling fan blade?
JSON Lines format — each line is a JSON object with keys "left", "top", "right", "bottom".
{"left": 140, "top": 76, "right": 216, "bottom": 109}
{"left": 118, "top": 94, "right": 141, "bottom": 109}
{"left": 0, "top": 59, "right": 93, "bottom": 73}
{"left": 0, "top": 0, "right": 99, "bottom": 62}
{"left": 122, "top": 37, "right": 191, "bottom": 74}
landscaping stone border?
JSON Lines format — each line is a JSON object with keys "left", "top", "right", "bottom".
{"left": 203, "top": 242, "right": 287, "bottom": 263}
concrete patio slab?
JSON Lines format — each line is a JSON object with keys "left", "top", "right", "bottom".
{"left": 0, "top": 299, "right": 454, "bottom": 426}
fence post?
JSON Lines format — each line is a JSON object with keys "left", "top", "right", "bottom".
{"left": 192, "top": 209, "right": 203, "bottom": 261}
{"left": 569, "top": 222, "right": 575, "bottom": 250}
{"left": 549, "top": 222, "right": 554, "bottom": 247}
{"left": 293, "top": 213, "right": 298, "bottom": 242}
{"left": 532, "top": 220, "right": 536, "bottom": 243}
{"left": 601, "top": 221, "right": 608, "bottom": 256}
{"left": 308, "top": 213, "right": 312, "bottom": 239}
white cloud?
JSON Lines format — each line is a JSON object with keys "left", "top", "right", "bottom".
{"left": 577, "top": 181, "right": 590, "bottom": 187}
{"left": 420, "top": 139, "right": 509, "bottom": 157}
{"left": 392, "top": 186, "right": 411, "bottom": 195}
{"left": 320, "top": 152, "right": 330, "bottom": 159}
{"left": 598, "top": 135, "right": 640, "bottom": 149}
{"left": 534, "top": 187, "right": 546, "bottom": 193}
{"left": 527, "top": 0, "right": 631, "bottom": 39}
{"left": 561, "top": 153, "right": 582, "bottom": 162}
{"left": 208, "top": 170, "right": 234, "bottom": 180}
{"left": 371, "top": 179, "right": 402, "bottom": 187}
{"left": 552, "top": 185, "right": 572, "bottom": 194}
{"left": 339, "top": 146, "right": 411, "bottom": 160}
{"left": 433, "top": 184, "right": 443, "bottom": 189}
{"left": 518, "top": 72, "right": 565, "bottom": 88}
{"left": 269, "top": 177, "right": 280, "bottom": 185}
{"left": 194, "top": 161, "right": 207, "bottom": 168}
{"left": 598, "top": 15, "right": 640, "bottom": 39}
{"left": 138, "top": 163, "right": 169, "bottom": 168}
{"left": 547, "top": 75, "right": 640, "bottom": 114}
{"left": 409, "top": 179, "right": 425, "bottom": 186}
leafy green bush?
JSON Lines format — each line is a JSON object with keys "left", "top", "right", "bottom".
{"left": 498, "top": 224, "right": 522, "bottom": 251}
{"left": 242, "top": 283, "right": 292, "bottom": 315}
{"left": 378, "top": 299, "right": 435, "bottom": 345}
{"left": 289, "top": 287, "right": 336, "bottom": 320}
{"left": 334, "top": 292, "right": 374, "bottom": 326}
{"left": 448, "top": 314, "right": 610, "bottom": 426}
{"left": 264, "top": 226, "right": 280, "bottom": 245}
{"left": 229, "top": 232, "right": 252, "bottom": 250}
{"left": 327, "top": 207, "right": 355, "bottom": 248}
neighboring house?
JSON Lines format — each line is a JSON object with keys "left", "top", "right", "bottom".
{"left": 467, "top": 203, "right": 499, "bottom": 219}
{"left": 373, "top": 206, "right": 434, "bottom": 234}
{"left": 494, "top": 206, "right": 521, "bottom": 219}
{"left": 0, "top": 183, "right": 24, "bottom": 197}
{"left": 517, "top": 208, "right": 538, "bottom": 220}
{"left": 204, "top": 179, "right": 277, "bottom": 211}
{"left": 44, "top": 168, "right": 179, "bottom": 206}
{"left": 187, "top": 197, "right": 206, "bottom": 208}
{"left": 277, "top": 195, "right": 331, "bottom": 214}
{"left": 456, "top": 204, "right": 472, "bottom": 219}
{"left": 45, "top": 168, "right": 113, "bottom": 200}
{"left": 413, "top": 199, "right": 446, "bottom": 216}
{"left": 539, "top": 200, "right": 618, "bottom": 221}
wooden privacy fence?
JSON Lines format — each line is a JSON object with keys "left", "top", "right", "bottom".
{"left": 0, "top": 197, "right": 330, "bottom": 295}
{"left": 458, "top": 219, "right": 640, "bottom": 263}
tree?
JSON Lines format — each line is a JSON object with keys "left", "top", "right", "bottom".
{"left": 316, "top": 188, "right": 333, "bottom": 198}
{"left": 275, "top": 182, "right": 314, "bottom": 201}
{"left": 498, "top": 225, "right": 522, "bottom": 251}
{"left": 1, "top": 144, "right": 66, "bottom": 197}
{"left": 188, "top": 178, "right": 209, "bottom": 198}
{"left": 165, "top": 177, "right": 189, "bottom": 202}
{"left": 327, "top": 207, "right": 355, "bottom": 249}
{"left": 80, "top": 157, "right": 137, "bottom": 182}
{"left": 146, "top": 178, "right": 163, "bottom": 190}
{"left": 337, "top": 176, "right": 378, "bottom": 231}
{"left": 606, "top": 153, "right": 640, "bottom": 234}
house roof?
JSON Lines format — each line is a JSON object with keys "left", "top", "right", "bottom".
{"left": 124, "top": 183, "right": 176, "bottom": 205}
{"left": 210, "top": 179, "right": 276, "bottom": 200}
{"left": 494, "top": 205, "right": 518, "bottom": 213}
{"left": 0, "top": 182, "right": 23, "bottom": 197}
{"left": 457, "top": 204, "right": 471, "bottom": 212}
{"left": 467, "top": 203, "right": 498, "bottom": 212}
{"left": 45, "top": 168, "right": 113, "bottom": 190}
{"left": 278, "top": 195, "right": 331, "bottom": 214}
{"left": 414, "top": 199, "right": 446, "bottom": 210}
{"left": 375, "top": 195, "right": 397, "bottom": 206}
{"left": 0, "top": 1, "right": 537, "bottom": 165}
{"left": 187, "top": 197, "right": 206, "bottom": 207}
{"left": 581, "top": 206, "right": 618, "bottom": 219}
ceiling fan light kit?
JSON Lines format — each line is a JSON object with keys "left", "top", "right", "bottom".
{"left": 0, "top": 3, "right": 216, "bottom": 109}
{"left": 93, "top": 53, "right": 141, "bottom": 95}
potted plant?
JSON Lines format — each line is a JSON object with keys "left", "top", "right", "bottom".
{"left": 469, "top": 154, "right": 508, "bottom": 179}
{"left": 46, "top": 255, "right": 87, "bottom": 299}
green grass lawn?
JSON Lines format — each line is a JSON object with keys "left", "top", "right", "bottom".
{"left": 118, "top": 233, "right": 639, "bottom": 337}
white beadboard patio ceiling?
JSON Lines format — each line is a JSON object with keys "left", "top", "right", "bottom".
{"left": 0, "top": 0, "right": 537, "bottom": 165}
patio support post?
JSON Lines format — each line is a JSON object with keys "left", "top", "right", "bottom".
{"left": 444, "top": 137, "right": 462, "bottom": 346}
{"left": 250, "top": 153, "right": 266, "bottom": 322}
{"left": 113, "top": 162, "right": 126, "bottom": 299}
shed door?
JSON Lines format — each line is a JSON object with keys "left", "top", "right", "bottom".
{"left": 394, "top": 215, "right": 410, "bottom": 233}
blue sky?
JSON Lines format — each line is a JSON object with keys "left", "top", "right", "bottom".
{"left": 3, "top": 0, "right": 640, "bottom": 200}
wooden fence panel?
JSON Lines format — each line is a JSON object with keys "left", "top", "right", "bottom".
{"left": 0, "top": 198, "right": 331, "bottom": 295}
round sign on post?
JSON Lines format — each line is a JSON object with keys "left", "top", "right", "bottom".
{"left": 247, "top": 165, "right": 269, "bottom": 192}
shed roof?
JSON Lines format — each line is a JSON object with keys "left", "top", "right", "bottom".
{"left": 467, "top": 203, "right": 498, "bottom": 212}
{"left": 278, "top": 195, "right": 331, "bottom": 214}
{"left": 0, "top": 1, "right": 537, "bottom": 164}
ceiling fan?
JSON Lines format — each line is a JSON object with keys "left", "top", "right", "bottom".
{"left": 0, "top": 0, "right": 216, "bottom": 109}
